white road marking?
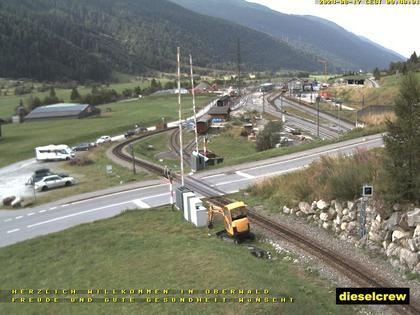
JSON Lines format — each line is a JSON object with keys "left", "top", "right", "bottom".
{"left": 7, "top": 229, "right": 20, "bottom": 234}
{"left": 215, "top": 178, "right": 249, "bottom": 186}
{"left": 27, "top": 212, "right": 35, "bottom": 216}
{"left": 39, "top": 210, "right": 46, "bottom": 213}
{"left": 214, "top": 166, "right": 305, "bottom": 187}
{"left": 4, "top": 218, "right": 12, "bottom": 222}
{"left": 132, "top": 199, "right": 151, "bottom": 209}
{"left": 63, "top": 183, "right": 168, "bottom": 206}
{"left": 241, "top": 138, "right": 382, "bottom": 173}
{"left": 142, "top": 192, "right": 170, "bottom": 201}
{"left": 49, "top": 206, "right": 57, "bottom": 210}
{"left": 27, "top": 200, "right": 132, "bottom": 229}
{"left": 201, "top": 173, "right": 226, "bottom": 180}
{"left": 15, "top": 216, "right": 23, "bottom": 220}
{"left": 235, "top": 171, "right": 255, "bottom": 179}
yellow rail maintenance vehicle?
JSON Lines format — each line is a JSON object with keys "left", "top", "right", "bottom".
{"left": 207, "top": 199, "right": 254, "bottom": 243}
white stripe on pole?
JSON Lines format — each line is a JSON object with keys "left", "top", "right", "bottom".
{"left": 177, "top": 47, "right": 185, "bottom": 187}
{"left": 190, "top": 54, "right": 199, "bottom": 154}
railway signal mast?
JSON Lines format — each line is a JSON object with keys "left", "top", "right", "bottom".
{"left": 177, "top": 47, "right": 185, "bottom": 186}
{"left": 318, "top": 59, "right": 328, "bottom": 77}
{"left": 189, "top": 54, "right": 199, "bottom": 154}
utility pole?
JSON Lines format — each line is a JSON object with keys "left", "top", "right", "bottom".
{"left": 316, "top": 96, "right": 320, "bottom": 137}
{"left": 337, "top": 103, "right": 341, "bottom": 136}
{"left": 262, "top": 90, "right": 265, "bottom": 114}
{"left": 177, "top": 47, "right": 185, "bottom": 187}
{"left": 237, "top": 38, "right": 241, "bottom": 96}
{"left": 189, "top": 54, "right": 199, "bottom": 154}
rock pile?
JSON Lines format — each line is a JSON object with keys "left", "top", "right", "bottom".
{"left": 282, "top": 199, "right": 420, "bottom": 273}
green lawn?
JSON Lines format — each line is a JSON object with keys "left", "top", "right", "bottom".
{"left": 0, "top": 207, "right": 357, "bottom": 315}
{"left": 206, "top": 126, "right": 256, "bottom": 162}
{"left": 0, "top": 95, "right": 214, "bottom": 167}
{"left": 0, "top": 78, "right": 171, "bottom": 118}
{"left": 134, "top": 130, "right": 195, "bottom": 172}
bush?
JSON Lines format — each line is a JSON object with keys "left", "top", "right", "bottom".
{"left": 248, "top": 149, "right": 385, "bottom": 207}
{"left": 256, "top": 121, "right": 283, "bottom": 151}
{"left": 68, "top": 156, "right": 94, "bottom": 166}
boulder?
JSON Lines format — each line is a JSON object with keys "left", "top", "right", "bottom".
{"left": 398, "top": 214, "right": 409, "bottom": 231}
{"left": 319, "top": 212, "right": 329, "bottom": 222}
{"left": 407, "top": 237, "right": 420, "bottom": 252}
{"left": 2, "top": 196, "right": 16, "bottom": 206}
{"left": 370, "top": 221, "right": 381, "bottom": 232}
{"left": 414, "top": 225, "right": 420, "bottom": 238}
{"left": 393, "top": 203, "right": 402, "bottom": 212}
{"left": 347, "top": 201, "right": 355, "bottom": 211}
{"left": 327, "top": 208, "right": 337, "bottom": 220}
{"left": 342, "top": 215, "right": 351, "bottom": 223}
{"left": 298, "top": 202, "right": 314, "bottom": 214}
{"left": 11, "top": 197, "right": 22, "bottom": 208}
{"left": 283, "top": 206, "right": 291, "bottom": 214}
{"left": 342, "top": 208, "right": 349, "bottom": 216}
{"left": 386, "top": 242, "right": 401, "bottom": 257}
{"left": 335, "top": 201, "right": 343, "bottom": 214}
{"left": 407, "top": 208, "right": 420, "bottom": 227}
{"left": 347, "top": 221, "right": 357, "bottom": 232}
{"left": 311, "top": 201, "right": 317, "bottom": 211}
{"left": 316, "top": 200, "right": 328, "bottom": 210}
{"left": 295, "top": 211, "right": 302, "bottom": 217}
{"left": 385, "top": 212, "right": 401, "bottom": 231}
{"left": 349, "top": 211, "right": 357, "bottom": 221}
{"left": 392, "top": 230, "right": 410, "bottom": 242}
{"left": 382, "top": 240, "right": 390, "bottom": 250}
{"left": 340, "top": 222, "right": 348, "bottom": 231}
{"left": 21, "top": 196, "right": 35, "bottom": 207}
{"left": 375, "top": 214, "right": 382, "bottom": 223}
{"left": 368, "top": 231, "right": 383, "bottom": 243}
{"left": 322, "top": 222, "right": 331, "bottom": 230}
{"left": 334, "top": 216, "right": 342, "bottom": 226}
{"left": 414, "top": 262, "right": 420, "bottom": 274}
{"left": 399, "top": 248, "right": 419, "bottom": 269}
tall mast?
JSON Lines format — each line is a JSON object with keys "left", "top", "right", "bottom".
{"left": 189, "top": 54, "right": 199, "bottom": 154}
{"left": 177, "top": 47, "right": 185, "bottom": 186}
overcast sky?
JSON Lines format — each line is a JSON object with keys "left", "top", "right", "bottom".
{"left": 249, "top": 0, "right": 419, "bottom": 58}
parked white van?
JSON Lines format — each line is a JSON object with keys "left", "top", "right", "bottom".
{"left": 35, "top": 145, "right": 75, "bottom": 161}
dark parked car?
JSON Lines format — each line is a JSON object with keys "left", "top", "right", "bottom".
{"left": 72, "top": 143, "right": 92, "bottom": 151}
{"left": 124, "top": 130, "right": 135, "bottom": 138}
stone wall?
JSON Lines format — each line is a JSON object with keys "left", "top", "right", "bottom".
{"left": 282, "top": 200, "right": 420, "bottom": 273}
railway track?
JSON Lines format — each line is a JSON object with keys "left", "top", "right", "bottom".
{"left": 112, "top": 131, "right": 419, "bottom": 315}
{"left": 168, "top": 128, "right": 201, "bottom": 167}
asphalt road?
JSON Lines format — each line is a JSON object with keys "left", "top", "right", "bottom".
{"left": 266, "top": 100, "right": 338, "bottom": 139}
{"left": 275, "top": 97, "right": 354, "bottom": 131}
{"left": 0, "top": 134, "right": 384, "bottom": 248}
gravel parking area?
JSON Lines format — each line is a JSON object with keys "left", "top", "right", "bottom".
{"left": 0, "top": 158, "right": 64, "bottom": 201}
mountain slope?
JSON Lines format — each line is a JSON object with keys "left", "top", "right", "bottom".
{"left": 0, "top": 0, "right": 319, "bottom": 81}
{"left": 170, "top": 0, "right": 404, "bottom": 71}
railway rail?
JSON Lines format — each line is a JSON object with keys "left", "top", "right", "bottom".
{"left": 112, "top": 129, "right": 419, "bottom": 315}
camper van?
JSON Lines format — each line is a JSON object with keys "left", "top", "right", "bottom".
{"left": 35, "top": 145, "right": 75, "bottom": 162}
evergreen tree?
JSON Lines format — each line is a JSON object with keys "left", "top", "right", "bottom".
{"left": 256, "top": 121, "right": 283, "bottom": 151}
{"left": 70, "top": 87, "right": 81, "bottom": 101}
{"left": 383, "top": 72, "right": 420, "bottom": 202}
{"left": 409, "top": 51, "right": 418, "bottom": 64}
{"left": 49, "top": 87, "right": 56, "bottom": 98}
{"left": 373, "top": 67, "right": 380, "bottom": 81}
